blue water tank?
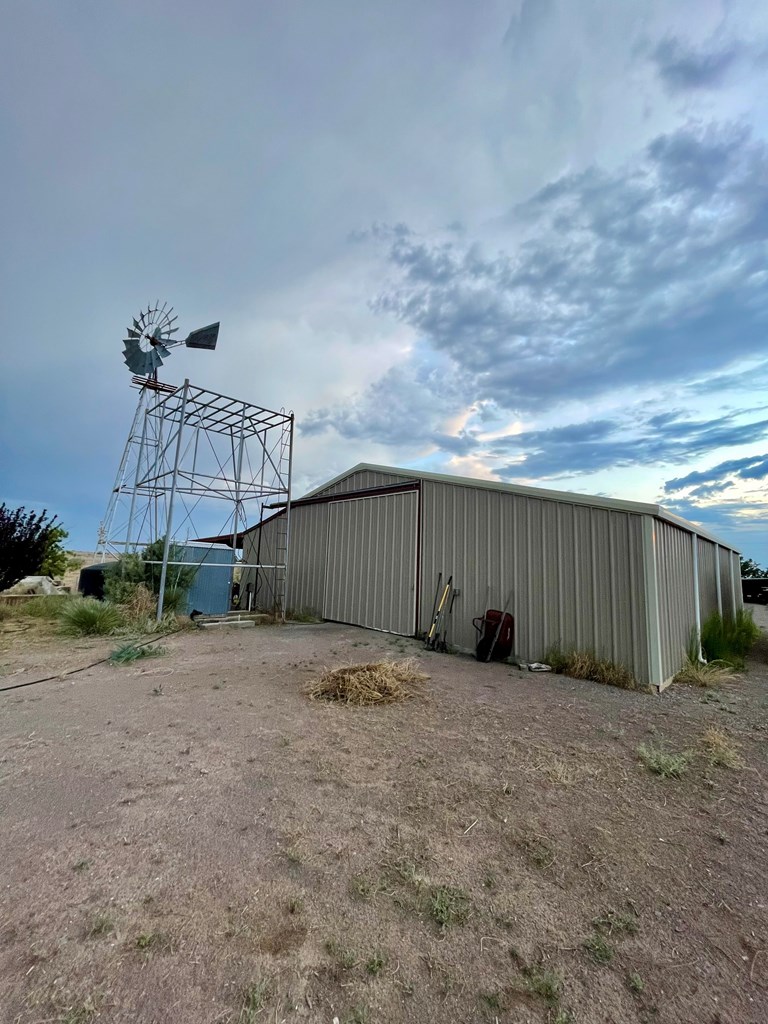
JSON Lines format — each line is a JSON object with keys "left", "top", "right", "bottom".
{"left": 176, "top": 542, "right": 235, "bottom": 615}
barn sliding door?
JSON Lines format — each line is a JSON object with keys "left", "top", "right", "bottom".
{"left": 323, "top": 491, "right": 418, "bottom": 634}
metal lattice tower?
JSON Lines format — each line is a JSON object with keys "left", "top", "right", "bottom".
{"left": 98, "top": 376, "right": 293, "bottom": 618}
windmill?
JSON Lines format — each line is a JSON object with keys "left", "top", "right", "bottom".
{"left": 122, "top": 301, "right": 219, "bottom": 377}
{"left": 97, "top": 303, "right": 294, "bottom": 621}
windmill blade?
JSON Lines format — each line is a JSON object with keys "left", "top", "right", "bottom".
{"left": 155, "top": 343, "right": 171, "bottom": 359}
{"left": 126, "top": 327, "right": 140, "bottom": 338}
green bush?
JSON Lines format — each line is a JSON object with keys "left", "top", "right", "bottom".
{"left": 59, "top": 598, "right": 124, "bottom": 636}
{"left": 104, "top": 539, "right": 197, "bottom": 611}
{"left": 700, "top": 609, "right": 760, "bottom": 668}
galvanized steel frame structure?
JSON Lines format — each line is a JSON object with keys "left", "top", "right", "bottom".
{"left": 243, "top": 464, "right": 741, "bottom": 689}
{"left": 98, "top": 378, "right": 293, "bottom": 619}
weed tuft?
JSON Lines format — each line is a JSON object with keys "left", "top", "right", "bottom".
{"left": 523, "top": 966, "right": 562, "bottom": 1005}
{"left": 584, "top": 931, "right": 613, "bottom": 964}
{"left": 239, "top": 979, "right": 270, "bottom": 1023}
{"left": 287, "top": 896, "right": 304, "bottom": 915}
{"left": 628, "top": 971, "right": 645, "bottom": 993}
{"left": 307, "top": 659, "right": 427, "bottom": 706}
{"left": 365, "top": 951, "right": 386, "bottom": 975}
{"left": 428, "top": 885, "right": 470, "bottom": 929}
{"left": 72, "top": 859, "right": 91, "bottom": 873}
{"left": 637, "top": 743, "right": 689, "bottom": 778}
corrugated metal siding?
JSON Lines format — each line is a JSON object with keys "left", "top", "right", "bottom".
{"left": 655, "top": 520, "right": 696, "bottom": 680}
{"left": 324, "top": 492, "right": 417, "bottom": 633}
{"left": 241, "top": 504, "right": 329, "bottom": 615}
{"left": 697, "top": 538, "right": 719, "bottom": 619}
{"left": 720, "top": 546, "right": 736, "bottom": 616}
{"left": 419, "top": 481, "right": 649, "bottom": 681}
{"left": 311, "top": 470, "right": 409, "bottom": 497}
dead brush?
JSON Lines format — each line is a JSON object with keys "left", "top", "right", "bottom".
{"left": 306, "top": 659, "right": 428, "bottom": 706}
{"left": 700, "top": 726, "right": 745, "bottom": 769}
{"left": 673, "top": 657, "right": 734, "bottom": 688}
{"left": 121, "top": 584, "right": 157, "bottom": 628}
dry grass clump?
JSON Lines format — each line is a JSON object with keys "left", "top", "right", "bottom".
{"left": 307, "top": 659, "right": 428, "bottom": 706}
{"left": 700, "top": 727, "right": 745, "bottom": 769}
{"left": 673, "top": 657, "right": 734, "bottom": 688}
{"left": 544, "top": 646, "right": 639, "bottom": 690}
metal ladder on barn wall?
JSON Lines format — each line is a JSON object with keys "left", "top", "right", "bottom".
{"left": 269, "top": 413, "right": 294, "bottom": 619}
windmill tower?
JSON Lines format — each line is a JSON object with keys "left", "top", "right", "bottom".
{"left": 98, "top": 303, "right": 293, "bottom": 618}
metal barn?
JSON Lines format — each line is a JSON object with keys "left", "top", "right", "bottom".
{"left": 241, "top": 464, "right": 742, "bottom": 690}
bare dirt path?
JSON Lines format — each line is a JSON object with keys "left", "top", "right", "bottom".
{"left": 1, "top": 621, "right": 766, "bottom": 1024}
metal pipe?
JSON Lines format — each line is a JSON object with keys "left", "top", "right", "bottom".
{"left": 282, "top": 413, "right": 295, "bottom": 621}
{"left": 156, "top": 380, "right": 189, "bottom": 620}
{"left": 125, "top": 407, "right": 149, "bottom": 553}
{"left": 691, "top": 533, "right": 703, "bottom": 660}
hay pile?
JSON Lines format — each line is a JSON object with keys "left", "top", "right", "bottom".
{"left": 307, "top": 659, "right": 428, "bottom": 706}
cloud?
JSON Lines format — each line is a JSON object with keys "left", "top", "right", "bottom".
{"left": 650, "top": 37, "right": 743, "bottom": 93}
{"left": 368, "top": 121, "right": 768, "bottom": 416}
{"left": 494, "top": 413, "right": 768, "bottom": 481}
{"left": 664, "top": 453, "right": 768, "bottom": 492}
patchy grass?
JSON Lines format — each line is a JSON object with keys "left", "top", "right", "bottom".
{"left": 637, "top": 742, "right": 689, "bottom": 778}
{"left": 61, "top": 1000, "right": 98, "bottom": 1024}
{"left": 700, "top": 726, "right": 745, "bottom": 769}
{"left": 72, "top": 858, "right": 90, "bottom": 873}
{"left": 87, "top": 912, "right": 114, "bottom": 938}
{"left": 518, "top": 831, "right": 556, "bottom": 868}
{"left": 238, "top": 979, "right": 270, "bottom": 1022}
{"left": 16, "top": 596, "right": 75, "bottom": 619}
{"left": 59, "top": 598, "right": 123, "bottom": 636}
{"left": 286, "top": 607, "right": 322, "bottom": 623}
{"left": 428, "top": 885, "right": 470, "bottom": 929}
{"left": 584, "top": 931, "right": 614, "bottom": 964}
{"left": 593, "top": 908, "right": 639, "bottom": 936}
{"left": 307, "top": 659, "right": 428, "bottom": 706}
{"left": 325, "top": 939, "right": 358, "bottom": 969}
{"left": 543, "top": 645, "right": 639, "bottom": 690}
{"left": 287, "top": 895, "right": 304, "bottom": 915}
{"left": 344, "top": 1006, "right": 370, "bottom": 1024}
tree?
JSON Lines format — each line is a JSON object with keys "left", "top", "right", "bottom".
{"left": 40, "top": 524, "right": 70, "bottom": 579}
{"left": 0, "top": 505, "right": 59, "bottom": 591}
{"left": 740, "top": 557, "right": 768, "bottom": 578}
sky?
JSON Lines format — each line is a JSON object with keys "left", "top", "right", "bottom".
{"left": 2, "top": 0, "right": 768, "bottom": 563}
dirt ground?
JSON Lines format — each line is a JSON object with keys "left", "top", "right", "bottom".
{"left": 0, "top": 614, "right": 767, "bottom": 1024}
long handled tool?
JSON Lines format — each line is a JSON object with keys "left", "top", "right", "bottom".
{"left": 485, "top": 588, "right": 513, "bottom": 662}
{"left": 424, "top": 572, "right": 442, "bottom": 646}
{"left": 426, "top": 574, "right": 452, "bottom": 649}
{"left": 436, "top": 587, "right": 458, "bottom": 652}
